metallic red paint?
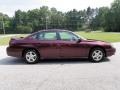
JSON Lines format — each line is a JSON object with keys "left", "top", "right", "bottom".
{"left": 6, "top": 29, "right": 116, "bottom": 59}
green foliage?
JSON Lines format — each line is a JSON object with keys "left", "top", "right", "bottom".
{"left": 65, "top": 9, "right": 83, "bottom": 31}
{"left": 1, "top": 0, "right": 120, "bottom": 33}
{"left": 0, "top": 13, "right": 10, "bottom": 34}
{"left": 91, "top": 0, "right": 120, "bottom": 32}
{"left": 104, "top": 0, "right": 120, "bottom": 32}
{"left": 0, "top": 6, "right": 89, "bottom": 33}
{"left": 90, "top": 7, "right": 109, "bottom": 30}
{"left": 16, "top": 25, "right": 32, "bottom": 34}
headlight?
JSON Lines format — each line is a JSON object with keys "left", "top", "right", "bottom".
{"left": 111, "top": 43, "right": 115, "bottom": 48}
{"left": 105, "top": 43, "right": 114, "bottom": 49}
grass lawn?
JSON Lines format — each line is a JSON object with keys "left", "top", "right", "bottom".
{"left": 0, "top": 32, "right": 120, "bottom": 46}
{"left": 75, "top": 32, "right": 120, "bottom": 43}
{"left": 0, "top": 37, "right": 11, "bottom": 46}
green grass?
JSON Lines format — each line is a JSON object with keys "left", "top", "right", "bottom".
{"left": 75, "top": 32, "right": 120, "bottom": 42}
{"left": 0, "top": 32, "right": 120, "bottom": 46}
{"left": 0, "top": 37, "right": 11, "bottom": 45}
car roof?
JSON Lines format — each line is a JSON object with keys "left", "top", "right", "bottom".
{"left": 37, "top": 29, "right": 70, "bottom": 32}
{"left": 26, "top": 29, "right": 77, "bottom": 39}
{"left": 28, "top": 29, "right": 72, "bottom": 37}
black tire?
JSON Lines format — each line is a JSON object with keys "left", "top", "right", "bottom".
{"left": 23, "top": 49, "right": 40, "bottom": 64}
{"left": 89, "top": 47, "right": 105, "bottom": 62}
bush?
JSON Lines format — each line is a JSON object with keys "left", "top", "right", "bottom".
{"left": 85, "top": 29, "right": 91, "bottom": 33}
{"left": 16, "top": 25, "right": 32, "bottom": 34}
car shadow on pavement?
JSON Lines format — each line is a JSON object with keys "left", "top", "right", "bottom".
{"left": 0, "top": 57, "right": 26, "bottom": 65}
{"left": 0, "top": 57, "right": 110, "bottom": 65}
{"left": 39, "top": 58, "right": 110, "bottom": 65}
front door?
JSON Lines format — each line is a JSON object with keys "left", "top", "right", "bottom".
{"left": 58, "top": 31, "right": 86, "bottom": 58}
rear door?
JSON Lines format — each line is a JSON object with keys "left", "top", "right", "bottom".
{"left": 34, "top": 31, "right": 60, "bottom": 59}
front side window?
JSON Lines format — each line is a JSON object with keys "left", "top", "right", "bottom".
{"left": 59, "top": 31, "right": 79, "bottom": 41}
{"left": 37, "top": 32, "right": 57, "bottom": 40}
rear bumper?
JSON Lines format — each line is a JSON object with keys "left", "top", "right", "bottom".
{"left": 106, "top": 47, "right": 116, "bottom": 57}
{"left": 6, "top": 46, "right": 23, "bottom": 57}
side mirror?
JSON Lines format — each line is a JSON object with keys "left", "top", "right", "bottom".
{"left": 77, "top": 39, "right": 81, "bottom": 43}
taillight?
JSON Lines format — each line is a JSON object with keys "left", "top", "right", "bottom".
{"left": 9, "top": 38, "right": 16, "bottom": 46}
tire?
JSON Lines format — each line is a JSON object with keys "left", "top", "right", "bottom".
{"left": 24, "top": 49, "right": 40, "bottom": 64}
{"left": 89, "top": 47, "right": 105, "bottom": 62}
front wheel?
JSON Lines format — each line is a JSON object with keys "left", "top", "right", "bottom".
{"left": 89, "top": 48, "right": 105, "bottom": 62}
{"left": 24, "top": 49, "right": 39, "bottom": 64}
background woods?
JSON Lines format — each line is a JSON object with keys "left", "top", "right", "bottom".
{"left": 0, "top": 0, "right": 120, "bottom": 34}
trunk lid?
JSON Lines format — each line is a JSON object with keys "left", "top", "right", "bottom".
{"left": 9, "top": 37, "right": 24, "bottom": 46}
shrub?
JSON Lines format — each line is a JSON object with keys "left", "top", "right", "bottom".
{"left": 16, "top": 25, "right": 32, "bottom": 34}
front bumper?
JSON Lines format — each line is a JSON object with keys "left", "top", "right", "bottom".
{"left": 106, "top": 47, "right": 116, "bottom": 57}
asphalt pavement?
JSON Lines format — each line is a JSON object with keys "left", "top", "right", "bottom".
{"left": 0, "top": 43, "right": 120, "bottom": 90}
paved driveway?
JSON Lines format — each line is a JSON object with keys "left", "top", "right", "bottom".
{"left": 0, "top": 43, "right": 120, "bottom": 90}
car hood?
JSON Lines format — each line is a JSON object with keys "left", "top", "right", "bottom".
{"left": 83, "top": 39, "right": 110, "bottom": 45}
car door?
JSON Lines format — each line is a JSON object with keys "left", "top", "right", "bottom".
{"left": 58, "top": 31, "right": 87, "bottom": 58}
{"left": 34, "top": 31, "right": 60, "bottom": 59}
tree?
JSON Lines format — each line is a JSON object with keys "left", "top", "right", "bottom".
{"left": 50, "top": 8, "right": 65, "bottom": 29}
{"left": 0, "top": 13, "right": 10, "bottom": 34}
{"left": 104, "top": 0, "right": 120, "bottom": 32}
{"left": 90, "top": 7, "right": 109, "bottom": 30}
{"left": 16, "top": 25, "right": 32, "bottom": 34}
{"left": 1, "top": 1, "right": 120, "bottom": 34}
{"left": 66, "top": 9, "right": 82, "bottom": 31}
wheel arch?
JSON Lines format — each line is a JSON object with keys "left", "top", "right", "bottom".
{"left": 89, "top": 46, "right": 106, "bottom": 57}
{"left": 22, "top": 47, "right": 40, "bottom": 57}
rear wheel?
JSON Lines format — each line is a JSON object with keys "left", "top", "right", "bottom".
{"left": 24, "top": 49, "right": 39, "bottom": 64}
{"left": 89, "top": 48, "right": 105, "bottom": 62}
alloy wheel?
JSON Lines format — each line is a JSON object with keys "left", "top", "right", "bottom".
{"left": 24, "top": 50, "right": 39, "bottom": 64}
{"left": 90, "top": 48, "right": 105, "bottom": 62}
{"left": 92, "top": 50, "right": 103, "bottom": 61}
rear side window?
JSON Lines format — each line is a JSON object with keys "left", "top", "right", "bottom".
{"left": 38, "top": 32, "right": 57, "bottom": 40}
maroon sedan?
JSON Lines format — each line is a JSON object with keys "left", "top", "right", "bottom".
{"left": 7, "top": 29, "right": 116, "bottom": 64}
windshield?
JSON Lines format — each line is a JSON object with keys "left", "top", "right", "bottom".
{"left": 72, "top": 32, "right": 87, "bottom": 40}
